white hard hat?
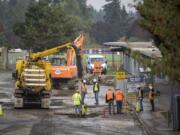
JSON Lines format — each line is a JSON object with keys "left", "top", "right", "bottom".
{"left": 93, "top": 78, "right": 97, "bottom": 83}
{"left": 83, "top": 80, "right": 86, "bottom": 83}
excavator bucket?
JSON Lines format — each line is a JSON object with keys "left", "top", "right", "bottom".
{"left": 65, "top": 34, "right": 84, "bottom": 78}
{"left": 66, "top": 34, "right": 84, "bottom": 66}
{"left": 73, "top": 34, "right": 85, "bottom": 49}
{"left": 72, "top": 44, "right": 83, "bottom": 78}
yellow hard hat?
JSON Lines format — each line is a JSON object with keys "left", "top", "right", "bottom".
{"left": 148, "top": 84, "right": 152, "bottom": 89}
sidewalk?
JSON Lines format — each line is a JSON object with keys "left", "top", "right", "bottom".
{"left": 134, "top": 98, "right": 180, "bottom": 135}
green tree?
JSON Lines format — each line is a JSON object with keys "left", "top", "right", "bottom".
{"left": 89, "top": 8, "right": 104, "bottom": 23}
{"left": 137, "top": 0, "right": 180, "bottom": 82}
{"left": 103, "top": 0, "right": 130, "bottom": 40}
{"left": 14, "top": 1, "right": 79, "bottom": 51}
{"left": 59, "top": 0, "right": 92, "bottom": 31}
{"left": 0, "top": 32, "right": 8, "bottom": 46}
{"left": 0, "top": 0, "right": 32, "bottom": 48}
{"left": 0, "top": 0, "right": 94, "bottom": 49}
{"left": 91, "top": 0, "right": 131, "bottom": 44}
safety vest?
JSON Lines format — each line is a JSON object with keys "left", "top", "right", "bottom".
{"left": 94, "top": 83, "right": 99, "bottom": 92}
{"left": 81, "top": 105, "right": 88, "bottom": 115}
{"left": 81, "top": 83, "right": 87, "bottom": 92}
{"left": 148, "top": 90, "right": 154, "bottom": 100}
{"left": 72, "top": 93, "right": 81, "bottom": 105}
{"left": 115, "top": 90, "right": 124, "bottom": 101}
{"left": 106, "top": 90, "right": 113, "bottom": 100}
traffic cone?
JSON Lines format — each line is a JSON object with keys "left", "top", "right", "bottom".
{"left": 0, "top": 104, "right": 4, "bottom": 116}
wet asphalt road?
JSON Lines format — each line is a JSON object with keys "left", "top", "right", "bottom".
{"left": 0, "top": 71, "right": 146, "bottom": 135}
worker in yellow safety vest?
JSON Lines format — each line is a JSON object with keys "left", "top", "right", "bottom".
{"left": 72, "top": 90, "right": 82, "bottom": 116}
{"left": 148, "top": 84, "right": 155, "bottom": 112}
{"left": 93, "top": 79, "right": 100, "bottom": 105}
{"left": 80, "top": 79, "right": 87, "bottom": 104}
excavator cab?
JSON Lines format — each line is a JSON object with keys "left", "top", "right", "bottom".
{"left": 49, "top": 55, "right": 66, "bottom": 66}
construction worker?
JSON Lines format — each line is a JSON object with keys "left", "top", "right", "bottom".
{"left": 93, "top": 79, "right": 100, "bottom": 105}
{"left": 137, "top": 87, "right": 144, "bottom": 111}
{"left": 80, "top": 79, "right": 87, "bottom": 104}
{"left": 105, "top": 88, "right": 115, "bottom": 114}
{"left": 93, "top": 60, "right": 102, "bottom": 75}
{"left": 72, "top": 90, "right": 82, "bottom": 117}
{"left": 148, "top": 84, "right": 155, "bottom": 112}
{"left": 114, "top": 88, "right": 124, "bottom": 114}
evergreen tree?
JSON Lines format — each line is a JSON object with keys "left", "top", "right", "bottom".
{"left": 103, "top": 0, "right": 121, "bottom": 40}
{"left": 137, "top": 0, "right": 180, "bottom": 82}
{"left": 0, "top": 0, "right": 94, "bottom": 48}
{"left": 13, "top": 1, "right": 79, "bottom": 51}
{"left": 0, "top": 0, "right": 32, "bottom": 48}
{"left": 59, "top": 0, "right": 92, "bottom": 31}
{"left": 90, "top": 0, "right": 131, "bottom": 44}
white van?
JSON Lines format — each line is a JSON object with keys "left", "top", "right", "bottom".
{"left": 86, "top": 55, "right": 107, "bottom": 74}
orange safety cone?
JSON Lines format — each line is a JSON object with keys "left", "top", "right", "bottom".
{"left": 0, "top": 104, "right": 3, "bottom": 116}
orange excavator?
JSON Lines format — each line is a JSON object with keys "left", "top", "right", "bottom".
{"left": 50, "top": 34, "right": 84, "bottom": 88}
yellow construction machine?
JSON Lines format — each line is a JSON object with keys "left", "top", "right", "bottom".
{"left": 14, "top": 41, "right": 83, "bottom": 108}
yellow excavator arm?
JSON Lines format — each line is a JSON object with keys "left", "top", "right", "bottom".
{"left": 30, "top": 43, "right": 72, "bottom": 61}
{"left": 30, "top": 34, "right": 84, "bottom": 62}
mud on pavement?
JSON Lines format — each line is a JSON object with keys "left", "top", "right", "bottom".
{"left": 0, "top": 71, "right": 146, "bottom": 135}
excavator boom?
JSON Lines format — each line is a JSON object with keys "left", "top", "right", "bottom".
{"left": 66, "top": 34, "right": 84, "bottom": 66}
{"left": 30, "top": 43, "right": 72, "bottom": 61}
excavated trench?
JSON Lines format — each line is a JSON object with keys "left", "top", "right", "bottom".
{"left": 84, "top": 74, "right": 115, "bottom": 86}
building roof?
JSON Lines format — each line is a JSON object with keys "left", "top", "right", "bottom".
{"left": 104, "top": 41, "right": 162, "bottom": 59}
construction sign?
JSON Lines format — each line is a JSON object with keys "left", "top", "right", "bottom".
{"left": 116, "top": 71, "right": 126, "bottom": 80}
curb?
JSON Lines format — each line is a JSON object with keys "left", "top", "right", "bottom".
{"left": 127, "top": 102, "right": 152, "bottom": 135}
{"left": 134, "top": 111, "right": 152, "bottom": 135}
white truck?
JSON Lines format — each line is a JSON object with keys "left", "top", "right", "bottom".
{"left": 86, "top": 55, "right": 107, "bottom": 74}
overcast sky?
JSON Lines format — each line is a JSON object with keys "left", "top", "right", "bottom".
{"left": 87, "top": 0, "right": 135, "bottom": 12}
